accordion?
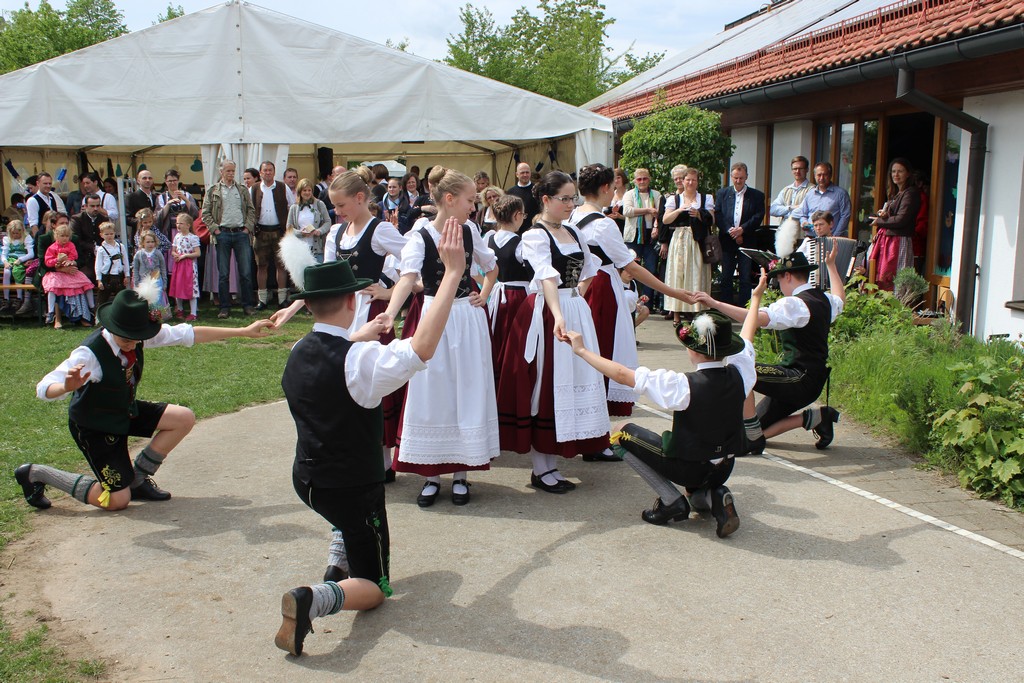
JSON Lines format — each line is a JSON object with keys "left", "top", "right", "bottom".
{"left": 806, "top": 236, "right": 859, "bottom": 290}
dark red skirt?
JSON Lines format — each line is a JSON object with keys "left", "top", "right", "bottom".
{"left": 496, "top": 293, "right": 610, "bottom": 458}
{"left": 583, "top": 269, "right": 633, "bottom": 417}
{"left": 490, "top": 286, "right": 529, "bottom": 382}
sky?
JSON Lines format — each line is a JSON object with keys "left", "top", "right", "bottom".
{"left": 0, "top": 0, "right": 771, "bottom": 63}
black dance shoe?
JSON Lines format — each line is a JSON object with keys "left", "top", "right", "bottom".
{"left": 131, "top": 477, "right": 172, "bottom": 501}
{"left": 582, "top": 450, "right": 623, "bottom": 462}
{"left": 255, "top": 301, "right": 268, "bottom": 311}
{"left": 742, "top": 435, "right": 766, "bottom": 456}
{"left": 530, "top": 470, "right": 570, "bottom": 494}
{"left": 323, "top": 565, "right": 349, "bottom": 583}
{"left": 711, "top": 486, "right": 740, "bottom": 538}
{"left": 417, "top": 480, "right": 440, "bottom": 508}
{"left": 275, "top": 587, "right": 314, "bottom": 656}
{"left": 641, "top": 496, "right": 690, "bottom": 525}
{"left": 14, "top": 464, "right": 51, "bottom": 509}
{"left": 813, "top": 407, "right": 840, "bottom": 450}
{"left": 384, "top": 468, "right": 396, "bottom": 483}
{"left": 451, "top": 479, "right": 471, "bottom": 506}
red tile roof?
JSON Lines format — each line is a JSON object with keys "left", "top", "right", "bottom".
{"left": 593, "top": 0, "right": 1024, "bottom": 120}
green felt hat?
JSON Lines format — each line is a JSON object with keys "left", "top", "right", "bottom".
{"left": 768, "top": 251, "right": 818, "bottom": 277}
{"left": 675, "top": 312, "right": 745, "bottom": 359}
{"left": 291, "top": 260, "right": 373, "bottom": 300}
{"left": 96, "top": 289, "right": 162, "bottom": 341}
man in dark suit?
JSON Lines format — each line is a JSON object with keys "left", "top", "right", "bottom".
{"left": 714, "top": 162, "right": 765, "bottom": 306}
{"left": 124, "top": 169, "right": 159, "bottom": 238}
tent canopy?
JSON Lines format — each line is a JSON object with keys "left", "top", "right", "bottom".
{"left": 0, "top": 0, "right": 612, "bottom": 179}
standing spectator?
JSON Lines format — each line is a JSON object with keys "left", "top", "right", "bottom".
{"left": 402, "top": 173, "right": 421, "bottom": 205}
{"left": 473, "top": 171, "right": 491, "bottom": 224}
{"left": 93, "top": 221, "right": 129, "bottom": 307}
{"left": 103, "top": 178, "right": 117, "bottom": 197}
{"left": 70, "top": 194, "right": 106, "bottom": 283}
{"left": 65, "top": 177, "right": 86, "bottom": 216}
{"left": 378, "top": 177, "right": 413, "bottom": 234}
{"left": 770, "top": 156, "right": 811, "bottom": 222}
{"left": 792, "top": 162, "right": 852, "bottom": 237}
{"left": 606, "top": 168, "right": 627, "bottom": 233}
{"left": 286, "top": 178, "right": 332, "bottom": 263}
{"left": 870, "top": 157, "right": 922, "bottom": 291}
{"left": 155, "top": 170, "right": 199, "bottom": 239}
{"left": 505, "top": 162, "right": 540, "bottom": 224}
{"left": 476, "top": 186, "right": 503, "bottom": 234}
{"left": 283, "top": 167, "right": 299, "bottom": 206}
{"left": 659, "top": 165, "right": 714, "bottom": 323}
{"left": 323, "top": 164, "right": 347, "bottom": 221}
{"left": 242, "top": 168, "right": 259, "bottom": 189}
{"left": 79, "top": 172, "right": 119, "bottom": 223}
{"left": 622, "top": 167, "right": 662, "bottom": 307}
{"left": 26, "top": 172, "right": 66, "bottom": 236}
{"left": 251, "top": 161, "right": 290, "bottom": 310}
{"left": 202, "top": 160, "right": 256, "bottom": 318}
{"left": 2, "top": 193, "right": 26, "bottom": 226}
{"left": 125, "top": 169, "right": 160, "bottom": 236}
{"left": 714, "top": 162, "right": 765, "bottom": 306}
{"left": 370, "top": 164, "right": 389, "bottom": 202}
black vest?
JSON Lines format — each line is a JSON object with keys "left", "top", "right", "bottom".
{"left": 282, "top": 332, "right": 384, "bottom": 486}
{"left": 573, "top": 212, "right": 611, "bottom": 265}
{"left": 488, "top": 232, "right": 534, "bottom": 283}
{"left": 779, "top": 288, "right": 831, "bottom": 374}
{"left": 668, "top": 365, "right": 745, "bottom": 461}
{"left": 68, "top": 329, "right": 144, "bottom": 434}
{"left": 533, "top": 224, "right": 584, "bottom": 289}
{"left": 420, "top": 224, "right": 474, "bottom": 297}
{"left": 335, "top": 218, "right": 385, "bottom": 281}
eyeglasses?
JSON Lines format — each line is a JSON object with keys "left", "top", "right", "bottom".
{"left": 553, "top": 195, "right": 579, "bottom": 205}
{"left": 792, "top": 166, "right": 807, "bottom": 171}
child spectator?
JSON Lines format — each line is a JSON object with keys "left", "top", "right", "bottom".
{"left": 2, "top": 220, "right": 36, "bottom": 315}
{"left": 169, "top": 214, "right": 201, "bottom": 321}
{"left": 43, "top": 223, "right": 94, "bottom": 328}
{"left": 94, "top": 221, "right": 129, "bottom": 307}
{"left": 133, "top": 231, "right": 170, "bottom": 315}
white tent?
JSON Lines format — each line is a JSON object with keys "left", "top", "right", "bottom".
{"left": 0, "top": 0, "right": 612, "bottom": 191}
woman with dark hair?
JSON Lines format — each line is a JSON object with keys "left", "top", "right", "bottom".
{"left": 156, "top": 169, "right": 200, "bottom": 239}
{"left": 659, "top": 164, "right": 714, "bottom": 324}
{"left": 607, "top": 167, "right": 628, "bottom": 233}
{"left": 496, "top": 171, "right": 610, "bottom": 492}
{"left": 379, "top": 177, "right": 414, "bottom": 234}
{"left": 572, "top": 163, "right": 696, "bottom": 428}
{"left": 871, "top": 157, "right": 921, "bottom": 291}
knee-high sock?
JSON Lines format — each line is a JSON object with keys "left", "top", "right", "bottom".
{"left": 47, "top": 292, "right": 56, "bottom": 313}
{"left": 543, "top": 453, "right": 568, "bottom": 481}
{"left": 383, "top": 446, "right": 393, "bottom": 470}
{"left": 309, "top": 581, "right": 345, "bottom": 620}
{"left": 623, "top": 453, "right": 683, "bottom": 505}
{"left": 190, "top": 298, "right": 198, "bottom": 316}
{"left": 28, "top": 464, "right": 96, "bottom": 504}
{"left": 529, "top": 450, "right": 558, "bottom": 486}
{"left": 744, "top": 416, "right": 763, "bottom": 441}
{"left": 327, "top": 527, "right": 348, "bottom": 572}
{"left": 802, "top": 406, "right": 823, "bottom": 430}
{"left": 131, "top": 446, "right": 166, "bottom": 487}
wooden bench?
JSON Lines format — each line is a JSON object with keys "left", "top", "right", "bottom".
{"left": 0, "top": 283, "right": 43, "bottom": 325}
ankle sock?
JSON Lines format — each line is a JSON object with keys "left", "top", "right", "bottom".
{"left": 327, "top": 528, "right": 348, "bottom": 572}
{"left": 278, "top": 288, "right": 288, "bottom": 304}
{"left": 258, "top": 289, "right": 268, "bottom": 305}
{"left": 452, "top": 472, "right": 468, "bottom": 496}
{"left": 744, "top": 416, "right": 764, "bottom": 441}
{"left": 421, "top": 477, "right": 440, "bottom": 495}
{"left": 132, "top": 446, "right": 166, "bottom": 487}
{"left": 383, "top": 447, "right": 393, "bottom": 470}
{"left": 28, "top": 465, "right": 96, "bottom": 504}
{"left": 309, "top": 581, "right": 345, "bottom": 619}
{"left": 802, "top": 407, "right": 823, "bottom": 431}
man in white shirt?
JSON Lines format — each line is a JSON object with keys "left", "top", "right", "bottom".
{"left": 79, "top": 171, "right": 119, "bottom": 223}
{"left": 251, "top": 161, "right": 291, "bottom": 310}
{"left": 283, "top": 167, "right": 299, "bottom": 207}
{"left": 26, "top": 172, "right": 66, "bottom": 235}
{"left": 769, "top": 155, "right": 811, "bottom": 222}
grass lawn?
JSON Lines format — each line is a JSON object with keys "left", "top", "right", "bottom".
{"left": 0, "top": 304, "right": 312, "bottom": 681}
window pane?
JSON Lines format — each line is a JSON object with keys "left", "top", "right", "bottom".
{"left": 856, "top": 120, "right": 878, "bottom": 242}
{"left": 816, "top": 123, "right": 833, "bottom": 166}
{"left": 838, "top": 122, "right": 855, "bottom": 196}
{"left": 936, "top": 125, "right": 961, "bottom": 278}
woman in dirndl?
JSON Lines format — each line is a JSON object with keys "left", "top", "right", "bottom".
{"left": 382, "top": 166, "right": 498, "bottom": 508}
{"left": 570, "top": 164, "right": 696, "bottom": 449}
{"left": 486, "top": 194, "right": 531, "bottom": 380}
{"left": 497, "top": 171, "right": 611, "bottom": 493}
{"left": 659, "top": 164, "right": 714, "bottom": 324}
{"left": 871, "top": 157, "right": 921, "bottom": 291}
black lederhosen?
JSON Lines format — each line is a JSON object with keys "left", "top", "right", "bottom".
{"left": 292, "top": 475, "right": 390, "bottom": 589}
{"left": 753, "top": 363, "right": 827, "bottom": 429}
{"left": 618, "top": 423, "right": 734, "bottom": 492}
{"left": 69, "top": 400, "right": 167, "bottom": 492}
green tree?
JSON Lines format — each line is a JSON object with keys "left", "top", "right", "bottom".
{"left": 444, "top": 0, "right": 663, "bottom": 106}
{"left": 154, "top": 3, "right": 185, "bottom": 24}
{"left": 0, "top": 0, "right": 127, "bottom": 74}
{"left": 618, "top": 99, "right": 735, "bottom": 195}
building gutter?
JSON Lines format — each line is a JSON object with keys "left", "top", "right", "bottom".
{"left": 895, "top": 68, "right": 987, "bottom": 336}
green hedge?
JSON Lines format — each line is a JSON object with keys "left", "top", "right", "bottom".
{"left": 752, "top": 279, "right": 1024, "bottom": 507}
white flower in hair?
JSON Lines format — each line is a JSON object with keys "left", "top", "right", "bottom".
{"left": 775, "top": 218, "right": 801, "bottom": 258}
{"left": 279, "top": 231, "right": 317, "bottom": 290}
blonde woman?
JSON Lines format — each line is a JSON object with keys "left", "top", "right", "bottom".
{"left": 475, "top": 186, "right": 504, "bottom": 234}
{"left": 286, "top": 178, "right": 332, "bottom": 263}
{"left": 659, "top": 165, "right": 714, "bottom": 323}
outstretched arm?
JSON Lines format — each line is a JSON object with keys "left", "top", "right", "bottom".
{"left": 694, "top": 290, "right": 770, "bottom": 328}
{"left": 742, "top": 269, "right": 768, "bottom": 342}
{"left": 623, "top": 261, "right": 694, "bottom": 303}
{"left": 564, "top": 331, "right": 635, "bottom": 388}
{"left": 192, "top": 319, "right": 273, "bottom": 344}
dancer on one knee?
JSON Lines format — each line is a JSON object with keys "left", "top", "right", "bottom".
{"left": 696, "top": 226, "right": 846, "bottom": 453}
{"left": 274, "top": 221, "right": 467, "bottom": 656}
{"left": 14, "top": 285, "right": 271, "bottom": 512}
{"left": 382, "top": 167, "right": 499, "bottom": 507}
{"left": 571, "top": 164, "right": 697, "bottom": 460}
{"left": 566, "top": 273, "right": 764, "bottom": 537}
{"left": 496, "top": 171, "right": 611, "bottom": 492}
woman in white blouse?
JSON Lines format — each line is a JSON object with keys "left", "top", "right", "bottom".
{"left": 286, "top": 178, "right": 332, "bottom": 262}
{"left": 659, "top": 165, "right": 715, "bottom": 324}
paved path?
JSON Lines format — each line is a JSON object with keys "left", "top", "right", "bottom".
{"left": 5, "top": 317, "right": 1024, "bottom": 681}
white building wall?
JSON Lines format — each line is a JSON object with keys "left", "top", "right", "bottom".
{"left": 951, "top": 90, "right": 1024, "bottom": 341}
{"left": 729, "top": 126, "right": 768, "bottom": 193}
{"left": 768, "top": 121, "right": 814, "bottom": 224}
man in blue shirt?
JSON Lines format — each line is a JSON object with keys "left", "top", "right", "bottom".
{"left": 792, "top": 162, "right": 852, "bottom": 237}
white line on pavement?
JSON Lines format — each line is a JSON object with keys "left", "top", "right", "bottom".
{"left": 632, "top": 402, "right": 1024, "bottom": 562}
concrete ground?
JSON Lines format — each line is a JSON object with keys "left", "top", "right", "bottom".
{"left": 4, "top": 316, "right": 1024, "bottom": 682}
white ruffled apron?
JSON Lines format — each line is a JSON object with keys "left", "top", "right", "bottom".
{"left": 523, "top": 289, "right": 610, "bottom": 443}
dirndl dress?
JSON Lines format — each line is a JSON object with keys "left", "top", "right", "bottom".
{"left": 486, "top": 230, "right": 533, "bottom": 379}
{"left": 662, "top": 193, "right": 714, "bottom": 313}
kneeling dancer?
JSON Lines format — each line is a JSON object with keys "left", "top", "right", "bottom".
{"left": 14, "top": 283, "right": 271, "bottom": 512}
{"left": 566, "top": 276, "right": 763, "bottom": 538}
{"left": 276, "top": 219, "right": 466, "bottom": 657}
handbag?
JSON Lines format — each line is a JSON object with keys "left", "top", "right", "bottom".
{"left": 702, "top": 224, "right": 723, "bottom": 266}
